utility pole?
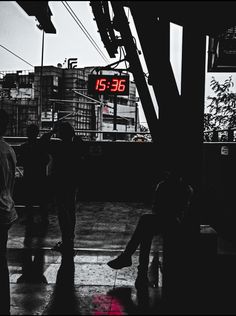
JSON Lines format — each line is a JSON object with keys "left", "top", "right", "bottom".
{"left": 135, "top": 102, "right": 138, "bottom": 132}
{"left": 113, "top": 95, "right": 117, "bottom": 141}
{"left": 100, "top": 95, "right": 104, "bottom": 141}
{"left": 39, "top": 29, "right": 45, "bottom": 129}
{"left": 52, "top": 101, "right": 55, "bottom": 128}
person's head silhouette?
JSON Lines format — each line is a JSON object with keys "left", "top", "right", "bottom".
{"left": 58, "top": 122, "right": 75, "bottom": 142}
{"left": 26, "top": 124, "right": 39, "bottom": 142}
{"left": 0, "top": 109, "right": 9, "bottom": 137}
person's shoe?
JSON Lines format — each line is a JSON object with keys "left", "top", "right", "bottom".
{"left": 107, "top": 253, "right": 132, "bottom": 269}
{"left": 135, "top": 274, "right": 149, "bottom": 289}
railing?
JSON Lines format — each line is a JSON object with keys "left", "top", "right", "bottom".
{"left": 6, "top": 128, "right": 236, "bottom": 143}
{"left": 204, "top": 128, "right": 236, "bottom": 142}
{"left": 39, "top": 129, "right": 152, "bottom": 142}
{"left": 4, "top": 130, "right": 152, "bottom": 145}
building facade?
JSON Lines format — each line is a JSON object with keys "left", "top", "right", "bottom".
{"left": 0, "top": 65, "right": 140, "bottom": 141}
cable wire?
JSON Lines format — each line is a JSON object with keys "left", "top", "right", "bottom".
{"left": 0, "top": 44, "right": 34, "bottom": 68}
{"left": 65, "top": 1, "right": 110, "bottom": 64}
{"left": 121, "top": 46, "right": 129, "bottom": 72}
{"left": 62, "top": 1, "right": 107, "bottom": 62}
{"left": 110, "top": 46, "right": 122, "bottom": 69}
{"left": 61, "top": 1, "right": 110, "bottom": 64}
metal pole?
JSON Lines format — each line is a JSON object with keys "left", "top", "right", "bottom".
{"left": 16, "top": 104, "right": 19, "bottom": 136}
{"left": 39, "top": 30, "right": 45, "bottom": 128}
{"left": 135, "top": 102, "right": 138, "bottom": 132}
{"left": 113, "top": 95, "right": 117, "bottom": 141}
{"left": 52, "top": 102, "right": 55, "bottom": 128}
{"left": 111, "top": 2, "right": 159, "bottom": 143}
{"left": 100, "top": 95, "right": 104, "bottom": 141}
{"left": 72, "top": 90, "right": 103, "bottom": 104}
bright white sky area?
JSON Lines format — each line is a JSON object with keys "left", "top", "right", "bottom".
{"left": 0, "top": 1, "right": 111, "bottom": 69}
{"left": 0, "top": 1, "right": 236, "bottom": 128}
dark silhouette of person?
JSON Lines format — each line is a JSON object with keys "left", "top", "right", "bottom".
{"left": 17, "top": 248, "right": 47, "bottom": 284}
{"left": 44, "top": 254, "right": 78, "bottom": 315}
{"left": 18, "top": 124, "right": 50, "bottom": 225}
{"left": 107, "top": 170, "right": 193, "bottom": 289}
{"left": 17, "top": 210, "right": 49, "bottom": 285}
{"left": 42, "top": 121, "right": 85, "bottom": 255}
{"left": 0, "top": 109, "right": 18, "bottom": 315}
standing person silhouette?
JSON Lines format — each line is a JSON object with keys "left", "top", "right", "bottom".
{"left": 0, "top": 109, "right": 18, "bottom": 315}
{"left": 107, "top": 170, "right": 193, "bottom": 288}
{"left": 42, "top": 121, "right": 85, "bottom": 256}
{"left": 18, "top": 124, "right": 50, "bottom": 225}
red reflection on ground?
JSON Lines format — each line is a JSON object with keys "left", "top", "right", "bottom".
{"left": 93, "top": 294, "right": 124, "bottom": 315}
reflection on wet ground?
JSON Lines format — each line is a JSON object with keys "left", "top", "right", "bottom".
{"left": 9, "top": 250, "right": 162, "bottom": 315}
{"left": 8, "top": 202, "right": 163, "bottom": 315}
{"left": 9, "top": 201, "right": 236, "bottom": 314}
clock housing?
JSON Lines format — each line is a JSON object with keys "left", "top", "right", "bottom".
{"left": 88, "top": 75, "right": 130, "bottom": 95}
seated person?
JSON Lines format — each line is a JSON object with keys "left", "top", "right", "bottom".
{"left": 107, "top": 170, "right": 193, "bottom": 288}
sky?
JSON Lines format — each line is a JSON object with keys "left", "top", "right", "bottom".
{"left": 0, "top": 1, "right": 113, "bottom": 69}
{"left": 0, "top": 1, "right": 151, "bottom": 126}
{"left": 1, "top": 1, "right": 236, "bottom": 127}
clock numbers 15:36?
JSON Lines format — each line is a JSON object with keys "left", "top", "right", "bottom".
{"left": 95, "top": 78, "right": 126, "bottom": 92}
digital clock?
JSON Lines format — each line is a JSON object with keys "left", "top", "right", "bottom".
{"left": 88, "top": 75, "right": 130, "bottom": 95}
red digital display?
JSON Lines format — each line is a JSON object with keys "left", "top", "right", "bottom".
{"left": 88, "top": 75, "right": 129, "bottom": 95}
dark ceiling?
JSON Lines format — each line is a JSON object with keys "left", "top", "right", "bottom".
{"left": 126, "top": 1, "right": 236, "bottom": 36}
{"left": 16, "top": 1, "right": 56, "bottom": 34}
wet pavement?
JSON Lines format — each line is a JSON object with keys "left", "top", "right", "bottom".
{"left": 8, "top": 201, "right": 236, "bottom": 314}
{"left": 9, "top": 201, "right": 162, "bottom": 251}
{"left": 9, "top": 250, "right": 162, "bottom": 315}
{"left": 8, "top": 201, "right": 163, "bottom": 315}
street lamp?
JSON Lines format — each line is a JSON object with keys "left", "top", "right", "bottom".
{"left": 37, "top": 24, "right": 45, "bottom": 129}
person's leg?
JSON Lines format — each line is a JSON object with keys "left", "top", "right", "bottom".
{"left": 32, "top": 250, "right": 48, "bottom": 283}
{"left": 138, "top": 224, "right": 156, "bottom": 274}
{"left": 67, "top": 188, "right": 76, "bottom": 243}
{"left": 23, "top": 179, "right": 34, "bottom": 224}
{"left": 41, "top": 203, "right": 49, "bottom": 224}
{"left": 24, "top": 204, "right": 34, "bottom": 224}
{"left": 39, "top": 188, "right": 48, "bottom": 223}
{"left": 56, "top": 188, "right": 76, "bottom": 252}
{"left": 39, "top": 177, "right": 49, "bottom": 224}
{"left": 0, "top": 225, "right": 11, "bottom": 315}
{"left": 56, "top": 193, "right": 72, "bottom": 242}
{"left": 17, "top": 249, "right": 33, "bottom": 283}
{"left": 134, "top": 220, "right": 158, "bottom": 288}
{"left": 108, "top": 214, "right": 157, "bottom": 269}
{"left": 125, "top": 214, "right": 156, "bottom": 256}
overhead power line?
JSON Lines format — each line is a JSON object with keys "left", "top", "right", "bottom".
{"left": 62, "top": 1, "right": 109, "bottom": 63}
{"left": 0, "top": 44, "right": 34, "bottom": 68}
{"left": 63, "top": 1, "right": 109, "bottom": 63}
{"left": 61, "top": 1, "right": 110, "bottom": 64}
